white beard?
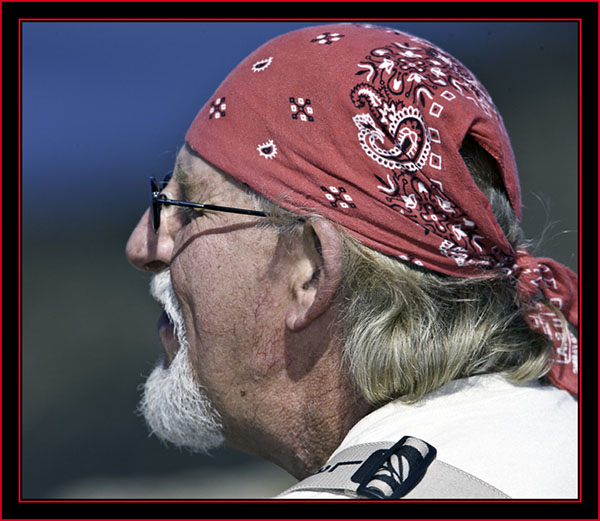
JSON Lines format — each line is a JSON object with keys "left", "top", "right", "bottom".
{"left": 138, "top": 270, "right": 225, "bottom": 453}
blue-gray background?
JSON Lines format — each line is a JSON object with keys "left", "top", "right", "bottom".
{"left": 21, "top": 21, "right": 578, "bottom": 499}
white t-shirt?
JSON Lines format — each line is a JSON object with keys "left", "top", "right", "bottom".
{"left": 278, "top": 374, "right": 579, "bottom": 499}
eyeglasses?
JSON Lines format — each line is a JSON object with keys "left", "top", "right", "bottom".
{"left": 150, "top": 172, "right": 267, "bottom": 232}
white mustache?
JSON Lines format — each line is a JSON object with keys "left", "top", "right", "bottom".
{"left": 150, "top": 270, "right": 188, "bottom": 348}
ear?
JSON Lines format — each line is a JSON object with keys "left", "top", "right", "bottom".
{"left": 285, "top": 217, "right": 343, "bottom": 332}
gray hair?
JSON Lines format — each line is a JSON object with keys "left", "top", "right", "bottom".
{"left": 222, "top": 136, "right": 560, "bottom": 405}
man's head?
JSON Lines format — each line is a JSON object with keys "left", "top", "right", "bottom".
{"left": 127, "top": 145, "right": 363, "bottom": 475}
{"left": 127, "top": 23, "right": 578, "bottom": 476}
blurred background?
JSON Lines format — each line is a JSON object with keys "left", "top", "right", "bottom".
{"left": 20, "top": 21, "right": 578, "bottom": 499}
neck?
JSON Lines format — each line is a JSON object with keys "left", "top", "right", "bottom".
{"left": 218, "top": 307, "right": 376, "bottom": 480}
{"left": 223, "top": 357, "right": 375, "bottom": 480}
{"left": 286, "top": 384, "right": 374, "bottom": 479}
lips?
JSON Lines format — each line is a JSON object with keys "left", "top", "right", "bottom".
{"left": 157, "top": 310, "right": 179, "bottom": 367}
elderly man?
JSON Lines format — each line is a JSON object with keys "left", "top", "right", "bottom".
{"left": 126, "top": 23, "right": 578, "bottom": 499}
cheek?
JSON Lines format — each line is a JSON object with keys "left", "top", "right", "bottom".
{"left": 170, "top": 230, "right": 289, "bottom": 383}
{"left": 171, "top": 229, "right": 283, "bottom": 345}
{"left": 173, "top": 243, "right": 248, "bottom": 334}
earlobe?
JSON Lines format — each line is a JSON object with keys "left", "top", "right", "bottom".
{"left": 286, "top": 218, "right": 343, "bottom": 331}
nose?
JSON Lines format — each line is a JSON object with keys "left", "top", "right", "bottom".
{"left": 126, "top": 208, "right": 175, "bottom": 272}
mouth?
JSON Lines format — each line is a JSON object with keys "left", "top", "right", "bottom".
{"left": 157, "top": 311, "right": 180, "bottom": 367}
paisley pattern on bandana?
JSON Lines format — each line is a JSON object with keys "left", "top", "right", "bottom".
{"left": 251, "top": 57, "right": 273, "bottom": 72}
{"left": 351, "top": 38, "right": 511, "bottom": 271}
{"left": 351, "top": 100, "right": 431, "bottom": 171}
{"left": 374, "top": 170, "right": 512, "bottom": 270}
{"left": 354, "top": 38, "right": 497, "bottom": 116}
{"left": 257, "top": 139, "right": 278, "bottom": 159}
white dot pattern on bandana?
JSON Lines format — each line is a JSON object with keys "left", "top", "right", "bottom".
{"left": 321, "top": 186, "right": 356, "bottom": 209}
{"left": 208, "top": 97, "right": 226, "bottom": 119}
{"left": 290, "top": 97, "right": 314, "bottom": 122}
{"left": 311, "top": 32, "right": 344, "bottom": 45}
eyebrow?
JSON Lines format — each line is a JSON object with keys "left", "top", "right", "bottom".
{"left": 172, "top": 164, "right": 193, "bottom": 202}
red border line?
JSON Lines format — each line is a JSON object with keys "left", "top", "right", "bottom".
{"left": 14, "top": 16, "right": 585, "bottom": 509}
{"left": 17, "top": 17, "right": 585, "bottom": 21}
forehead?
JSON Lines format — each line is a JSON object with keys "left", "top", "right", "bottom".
{"left": 172, "top": 146, "right": 212, "bottom": 199}
{"left": 172, "top": 146, "right": 256, "bottom": 208}
{"left": 172, "top": 146, "right": 237, "bottom": 205}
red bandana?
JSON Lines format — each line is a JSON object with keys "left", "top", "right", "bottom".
{"left": 185, "top": 24, "right": 579, "bottom": 396}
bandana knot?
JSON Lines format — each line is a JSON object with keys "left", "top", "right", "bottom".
{"left": 514, "top": 249, "right": 550, "bottom": 304}
{"left": 511, "top": 250, "right": 579, "bottom": 395}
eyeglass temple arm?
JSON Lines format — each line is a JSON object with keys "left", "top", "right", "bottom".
{"left": 156, "top": 196, "right": 267, "bottom": 217}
